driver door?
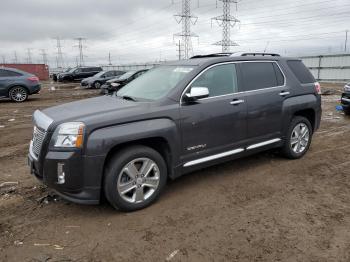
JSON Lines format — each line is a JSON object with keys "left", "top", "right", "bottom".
{"left": 180, "top": 63, "right": 247, "bottom": 166}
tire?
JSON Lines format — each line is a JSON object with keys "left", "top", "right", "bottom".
{"left": 281, "top": 116, "right": 313, "bottom": 159}
{"left": 104, "top": 145, "right": 167, "bottom": 211}
{"left": 9, "top": 86, "right": 28, "bottom": 102}
{"left": 343, "top": 107, "right": 350, "bottom": 115}
{"left": 94, "top": 82, "right": 101, "bottom": 89}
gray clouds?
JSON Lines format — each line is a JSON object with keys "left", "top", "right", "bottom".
{"left": 0, "top": 0, "right": 349, "bottom": 66}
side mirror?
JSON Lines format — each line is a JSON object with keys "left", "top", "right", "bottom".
{"left": 184, "top": 87, "right": 209, "bottom": 102}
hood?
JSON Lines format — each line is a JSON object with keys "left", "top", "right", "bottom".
{"left": 42, "top": 95, "right": 151, "bottom": 130}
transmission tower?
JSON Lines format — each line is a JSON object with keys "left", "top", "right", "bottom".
{"left": 40, "top": 49, "right": 48, "bottom": 65}
{"left": 1, "top": 55, "right": 6, "bottom": 64}
{"left": 108, "top": 52, "right": 112, "bottom": 65}
{"left": 174, "top": 0, "right": 198, "bottom": 59}
{"left": 13, "top": 51, "right": 18, "bottom": 64}
{"left": 53, "top": 37, "right": 64, "bottom": 68}
{"left": 74, "top": 37, "right": 86, "bottom": 66}
{"left": 26, "top": 48, "right": 33, "bottom": 64}
{"left": 212, "top": 0, "right": 240, "bottom": 52}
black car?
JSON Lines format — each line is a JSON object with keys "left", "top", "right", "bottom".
{"left": 341, "top": 82, "right": 350, "bottom": 115}
{"left": 80, "top": 70, "right": 125, "bottom": 89}
{"left": 28, "top": 53, "right": 321, "bottom": 211}
{"left": 57, "top": 66, "right": 103, "bottom": 82}
{"left": 100, "top": 69, "right": 148, "bottom": 94}
{"left": 0, "top": 67, "right": 41, "bottom": 102}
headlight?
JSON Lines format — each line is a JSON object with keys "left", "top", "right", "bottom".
{"left": 54, "top": 122, "right": 85, "bottom": 148}
{"left": 344, "top": 85, "right": 350, "bottom": 92}
{"left": 111, "top": 83, "right": 120, "bottom": 87}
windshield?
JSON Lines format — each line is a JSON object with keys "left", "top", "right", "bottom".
{"left": 118, "top": 71, "right": 136, "bottom": 80}
{"left": 68, "top": 67, "right": 77, "bottom": 73}
{"left": 118, "top": 66, "right": 194, "bottom": 101}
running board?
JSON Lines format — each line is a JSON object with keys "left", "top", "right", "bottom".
{"left": 183, "top": 138, "right": 281, "bottom": 168}
{"left": 183, "top": 148, "right": 244, "bottom": 167}
{"left": 246, "top": 138, "right": 281, "bottom": 150}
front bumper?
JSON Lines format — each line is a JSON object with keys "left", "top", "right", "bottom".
{"left": 28, "top": 147, "right": 104, "bottom": 205}
{"left": 29, "top": 84, "right": 41, "bottom": 95}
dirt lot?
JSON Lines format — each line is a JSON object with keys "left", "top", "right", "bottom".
{"left": 1, "top": 82, "right": 350, "bottom": 262}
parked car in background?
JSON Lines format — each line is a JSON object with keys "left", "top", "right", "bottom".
{"left": 52, "top": 68, "right": 71, "bottom": 82}
{"left": 81, "top": 70, "right": 125, "bottom": 89}
{"left": 57, "top": 66, "right": 103, "bottom": 82}
{"left": 0, "top": 67, "right": 40, "bottom": 102}
{"left": 341, "top": 82, "right": 350, "bottom": 115}
{"left": 28, "top": 53, "right": 321, "bottom": 211}
{"left": 100, "top": 69, "right": 148, "bottom": 94}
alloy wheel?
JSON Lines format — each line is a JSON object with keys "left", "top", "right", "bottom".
{"left": 10, "top": 87, "right": 27, "bottom": 102}
{"left": 290, "top": 123, "right": 310, "bottom": 154}
{"left": 117, "top": 158, "right": 160, "bottom": 204}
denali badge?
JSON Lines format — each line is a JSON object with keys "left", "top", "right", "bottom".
{"left": 187, "top": 144, "right": 207, "bottom": 151}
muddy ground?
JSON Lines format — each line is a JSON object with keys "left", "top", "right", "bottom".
{"left": 0, "top": 82, "right": 350, "bottom": 262}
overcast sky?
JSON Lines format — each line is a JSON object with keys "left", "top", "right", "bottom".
{"left": 0, "top": 0, "right": 349, "bottom": 68}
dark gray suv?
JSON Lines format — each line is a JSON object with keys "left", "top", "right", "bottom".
{"left": 28, "top": 53, "right": 321, "bottom": 211}
{"left": 0, "top": 67, "right": 41, "bottom": 102}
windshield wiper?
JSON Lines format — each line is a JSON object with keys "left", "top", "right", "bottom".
{"left": 121, "top": 95, "right": 137, "bottom": 102}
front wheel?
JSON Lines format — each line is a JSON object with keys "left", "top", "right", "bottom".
{"left": 104, "top": 145, "right": 167, "bottom": 211}
{"left": 9, "top": 86, "right": 28, "bottom": 102}
{"left": 94, "top": 82, "right": 101, "bottom": 89}
{"left": 281, "top": 116, "right": 313, "bottom": 159}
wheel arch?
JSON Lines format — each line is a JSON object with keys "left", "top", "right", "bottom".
{"left": 293, "top": 108, "right": 316, "bottom": 132}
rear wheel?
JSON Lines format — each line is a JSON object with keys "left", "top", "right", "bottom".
{"left": 281, "top": 116, "right": 313, "bottom": 159}
{"left": 94, "top": 82, "right": 101, "bottom": 89}
{"left": 9, "top": 86, "right": 28, "bottom": 102}
{"left": 104, "top": 145, "right": 167, "bottom": 211}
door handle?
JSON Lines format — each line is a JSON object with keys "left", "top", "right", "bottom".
{"left": 279, "top": 91, "right": 290, "bottom": 96}
{"left": 230, "top": 99, "right": 245, "bottom": 105}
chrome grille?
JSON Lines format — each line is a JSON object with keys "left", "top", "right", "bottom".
{"left": 32, "top": 126, "right": 46, "bottom": 157}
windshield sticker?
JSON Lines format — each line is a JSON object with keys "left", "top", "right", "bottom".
{"left": 173, "top": 67, "right": 193, "bottom": 73}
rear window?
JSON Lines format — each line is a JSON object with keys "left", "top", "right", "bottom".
{"left": 287, "top": 60, "right": 315, "bottom": 84}
{"left": 240, "top": 62, "right": 280, "bottom": 92}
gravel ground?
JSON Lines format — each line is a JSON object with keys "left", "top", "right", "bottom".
{"left": 1, "top": 82, "right": 350, "bottom": 262}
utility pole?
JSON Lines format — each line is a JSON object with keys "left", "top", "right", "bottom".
{"left": 176, "top": 40, "right": 183, "bottom": 60}
{"left": 108, "top": 52, "right": 112, "bottom": 65}
{"left": 174, "top": 0, "right": 198, "bottom": 59}
{"left": 74, "top": 37, "right": 86, "bottom": 66}
{"left": 40, "top": 49, "right": 48, "bottom": 65}
{"left": 53, "top": 37, "right": 64, "bottom": 68}
{"left": 345, "top": 30, "right": 349, "bottom": 53}
{"left": 13, "top": 51, "right": 18, "bottom": 64}
{"left": 212, "top": 0, "right": 240, "bottom": 52}
{"left": 26, "top": 48, "right": 33, "bottom": 64}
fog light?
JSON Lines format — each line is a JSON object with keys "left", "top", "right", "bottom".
{"left": 57, "top": 163, "right": 65, "bottom": 184}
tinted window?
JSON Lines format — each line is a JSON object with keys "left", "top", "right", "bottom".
{"left": 287, "top": 60, "right": 315, "bottom": 84}
{"left": 0, "top": 69, "right": 21, "bottom": 77}
{"left": 190, "top": 64, "right": 238, "bottom": 97}
{"left": 240, "top": 62, "right": 278, "bottom": 92}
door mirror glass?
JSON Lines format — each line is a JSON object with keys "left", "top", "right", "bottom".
{"left": 184, "top": 87, "right": 209, "bottom": 101}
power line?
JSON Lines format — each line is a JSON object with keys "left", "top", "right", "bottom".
{"left": 212, "top": 0, "right": 240, "bottom": 52}
{"left": 174, "top": 0, "right": 198, "bottom": 59}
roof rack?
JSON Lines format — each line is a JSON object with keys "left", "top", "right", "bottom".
{"left": 190, "top": 53, "right": 235, "bottom": 59}
{"left": 240, "top": 52, "right": 281, "bottom": 57}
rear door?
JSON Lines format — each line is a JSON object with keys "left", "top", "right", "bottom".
{"left": 180, "top": 63, "right": 247, "bottom": 166}
{"left": 238, "top": 61, "right": 288, "bottom": 144}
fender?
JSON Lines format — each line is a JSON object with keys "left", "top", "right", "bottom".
{"left": 85, "top": 118, "right": 181, "bottom": 161}
{"left": 281, "top": 94, "right": 320, "bottom": 135}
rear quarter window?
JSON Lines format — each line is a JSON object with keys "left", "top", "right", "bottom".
{"left": 287, "top": 60, "right": 315, "bottom": 84}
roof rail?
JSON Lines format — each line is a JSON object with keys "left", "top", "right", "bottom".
{"left": 240, "top": 52, "right": 281, "bottom": 57}
{"left": 190, "top": 53, "right": 234, "bottom": 59}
